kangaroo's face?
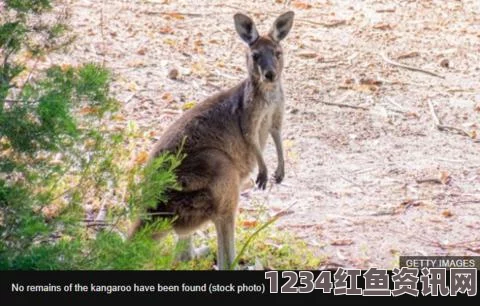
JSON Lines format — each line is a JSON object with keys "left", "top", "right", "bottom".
{"left": 234, "top": 11, "right": 294, "bottom": 83}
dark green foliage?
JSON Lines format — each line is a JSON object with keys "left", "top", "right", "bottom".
{"left": 0, "top": 63, "right": 117, "bottom": 153}
{"left": 0, "top": 0, "right": 181, "bottom": 270}
{"left": 134, "top": 150, "right": 184, "bottom": 211}
{"left": 0, "top": 22, "right": 27, "bottom": 52}
{"left": 0, "top": 179, "right": 52, "bottom": 269}
{"left": 0, "top": 220, "right": 175, "bottom": 270}
{"left": 5, "top": 0, "right": 52, "bottom": 13}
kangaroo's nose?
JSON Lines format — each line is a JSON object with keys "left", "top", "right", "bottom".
{"left": 264, "top": 71, "right": 275, "bottom": 81}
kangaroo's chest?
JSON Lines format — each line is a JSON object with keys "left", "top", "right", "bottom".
{"left": 258, "top": 90, "right": 284, "bottom": 149}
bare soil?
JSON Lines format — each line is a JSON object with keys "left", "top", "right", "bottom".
{"left": 53, "top": 0, "right": 480, "bottom": 269}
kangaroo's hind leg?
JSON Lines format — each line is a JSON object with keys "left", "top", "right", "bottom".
{"left": 162, "top": 188, "right": 212, "bottom": 262}
{"left": 175, "top": 235, "right": 211, "bottom": 262}
{"left": 208, "top": 155, "right": 240, "bottom": 270}
{"left": 169, "top": 150, "right": 241, "bottom": 269}
{"left": 214, "top": 213, "right": 237, "bottom": 270}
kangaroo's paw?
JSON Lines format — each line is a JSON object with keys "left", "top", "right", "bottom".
{"left": 273, "top": 167, "right": 284, "bottom": 184}
{"left": 256, "top": 170, "right": 268, "bottom": 190}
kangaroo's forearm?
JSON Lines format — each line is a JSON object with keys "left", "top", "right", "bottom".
{"left": 271, "top": 128, "right": 284, "bottom": 168}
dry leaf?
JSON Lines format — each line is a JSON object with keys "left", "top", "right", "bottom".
{"left": 442, "top": 210, "right": 453, "bottom": 218}
{"left": 373, "top": 23, "right": 393, "bottom": 30}
{"left": 11, "top": 70, "right": 30, "bottom": 87}
{"left": 84, "top": 139, "right": 96, "bottom": 149}
{"left": 165, "top": 12, "right": 185, "bottom": 20}
{"left": 161, "top": 92, "right": 174, "bottom": 102}
{"left": 135, "top": 151, "right": 149, "bottom": 165}
{"left": 344, "top": 78, "right": 355, "bottom": 85}
{"left": 406, "top": 111, "right": 420, "bottom": 118}
{"left": 292, "top": 1, "right": 312, "bottom": 9}
{"left": 331, "top": 239, "right": 354, "bottom": 246}
{"left": 469, "top": 130, "right": 477, "bottom": 139}
{"left": 127, "top": 60, "right": 146, "bottom": 68}
{"left": 137, "top": 48, "right": 147, "bottom": 55}
{"left": 41, "top": 204, "right": 62, "bottom": 220}
{"left": 159, "top": 26, "right": 174, "bottom": 34}
{"left": 297, "top": 51, "right": 318, "bottom": 59}
{"left": 0, "top": 148, "right": 13, "bottom": 159}
{"left": 164, "top": 38, "right": 177, "bottom": 46}
{"left": 191, "top": 62, "right": 207, "bottom": 76}
{"left": 439, "top": 171, "right": 451, "bottom": 184}
{"left": 18, "top": 50, "right": 34, "bottom": 61}
{"left": 359, "top": 78, "right": 382, "bottom": 86}
{"left": 60, "top": 63, "right": 72, "bottom": 71}
{"left": 127, "top": 81, "right": 138, "bottom": 92}
{"left": 396, "top": 52, "right": 419, "bottom": 59}
{"left": 112, "top": 114, "right": 125, "bottom": 121}
{"left": 241, "top": 220, "right": 258, "bottom": 229}
{"left": 354, "top": 84, "right": 379, "bottom": 92}
{"left": 79, "top": 106, "right": 98, "bottom": 115}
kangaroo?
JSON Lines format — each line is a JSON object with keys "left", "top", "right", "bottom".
{"left": 128, "top": 11, "right": 295, "bottom": 270}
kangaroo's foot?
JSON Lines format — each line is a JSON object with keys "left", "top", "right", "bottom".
{"left": 175, "top": 237, "right": 211, "bottom": 262}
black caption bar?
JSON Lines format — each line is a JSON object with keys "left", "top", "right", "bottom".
{"left": 0, "top": 270, "right": 478, "bottom": 305}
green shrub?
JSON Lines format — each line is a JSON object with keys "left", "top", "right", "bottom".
{"left": 0, "top": 0, "right": 180, "bottom": 270}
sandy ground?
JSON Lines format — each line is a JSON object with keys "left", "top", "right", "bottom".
{"left": 51, "top": 0, "right": 480, "bottom": 269}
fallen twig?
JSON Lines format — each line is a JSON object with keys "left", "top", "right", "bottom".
{"left": 396, "top": 51, "right": 419, "bottom": 60}
{"left": 427, "top": 100, "right": 442, "bottom": 126}
{"left": 380, "top": 52, "right": 445, "bottom": 79}
{"left": 296, "top": 18, "right": 347, "bottom": 28}
{"left": 427, "top": 100, "right": 472, "bottom": 138}
{"left": 376, "top": 8, "right": 396, "bottom": 13}
{"left": 322, "top": 101, "right": 369, "bottom": 110}
{"left": 339, "top": 174, "right": 364, "bottom": 189}
{"left": 384, "top": 97, "right": 420, "bottom": 117}
{"left": 436, "top": 125, "right": 472, "bottom": 137}
{"left": 447, "top": 88, "right": 477, "bottom": 93}
{"left": 141, "top": 11, "right": 213, "bottom": 17}
{"left": 457, "top": 200, "right": 480, "bottom": 204}
{"left": 385, "top": 97, "right": 404, "bottom": 110}
{"left": 416, "top": 178, "right": 442, "bottom": 184}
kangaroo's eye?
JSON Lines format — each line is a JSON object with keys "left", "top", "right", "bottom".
{"left": 275, "top": 51, "right": 282, "bottom": 58}
{"left": 252, "top": 53, "right": 260, "bottom": 61}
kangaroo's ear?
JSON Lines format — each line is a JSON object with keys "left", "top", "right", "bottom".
{"left": 234, "top": 13, "right": 259, "bottom": 46}
{"left": 269, "top": 11, "right": 294, "bottom": 42}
